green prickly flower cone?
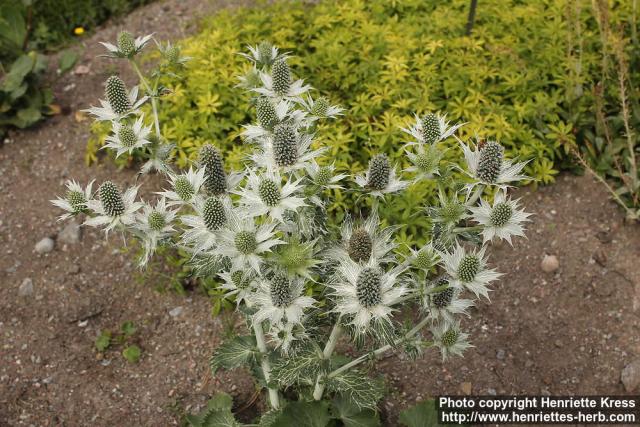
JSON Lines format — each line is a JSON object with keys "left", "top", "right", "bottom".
{"left": 256, "top": 97, "right": 278, "bottom": 130}
{"left": 311, "top": 97, "right": 329, "bottom": 117}
{"left": 235, "top": 231, "right": 257, "bottom": 254}
{"left": 270, "top": 274, "right": 293, "bottom": 307}
{"left": 117, "top": 31, "right": 136, "bottom": 57}
{"left": 257, "top": 41, "right": 274, "bottom": 66}
{"left": 458, "top": 255, "right": 480, "bottom": 282}
{"left": 148, "top": 211, "right": 166, "bottom": 231}
{"left": 105, "top": 76, "right": 131, "bottom": 115}
{"left": 202, "top": 196, "right": 226, "bottom": 231}
{"left": 476, "top": 141, "right": 504, "bottom": 183}
{"left": 174, "top": 176, "right": 194, "bottom": 201}
{"left": 259, "top": 179, "right": 281, "bottom": 207}
{"left": 421, "top": 113, "right": 441, "bottom": 144}
{"left": 356, "top": 267, "right": 382, "bottom": 308}
{"left": 347, "top": 228, "right": 373, "bottom": 262}
{"left": 199, "top": 145, "right": 227, "bottom": 195}
{"left": 118, "top": 125, "right": 138, "bottom": 148}
{"left": 490, "top": 203, "right": 512, "bottom": 227}
{"left": 166, "top": 45, "right": 180, "bottom": 64}
{"left": 271, "top": 58, "right": 291, "bottom": 96}
{"left": 99, "top": 181, "right": 125, "bottom": 217}
{"left": 366, "top": 154, "right": 391, "bottom": 190}
{"left": 66, "top": 190, "right": 87, "bottom": 214}
{"left": 272, "top": 124, "right": 298, "bottom": 167}
{"left": 441, "top": 328, "right": 459, "bottom": 347}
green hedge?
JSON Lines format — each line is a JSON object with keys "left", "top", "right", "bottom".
{"left": 88, "top": 0, "right": 632, "bottom": 243}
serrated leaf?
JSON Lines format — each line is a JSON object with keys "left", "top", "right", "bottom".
{"left": 210, "top": 335, "right": 257, "bottom": 375}
{"left": 185, "top": 393, "right": 239, "bottom": 427}
{"left": 270, "top": 348, "right": 323, "bottom": 386}
{"left": 271, "top": 400, "right": 331, "bottom": 427}
{"left": 326, "top": 369, "right": 385, "bottom": 410}
{"left": 258, "top": 408, "right": 283, "bottom": 426}
{"left": 331, "top": 395, "right": 381, "bottom": 427}
{"left": 399, "top": 399, "right": 461, "bottom": 427}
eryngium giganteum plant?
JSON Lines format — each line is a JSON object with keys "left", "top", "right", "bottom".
{"left": 53, "top": 34, "right": 531, "bottom": 420}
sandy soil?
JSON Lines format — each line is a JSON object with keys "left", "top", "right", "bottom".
{"left": 1, "top": 0, "right": 640, "bottom": 426}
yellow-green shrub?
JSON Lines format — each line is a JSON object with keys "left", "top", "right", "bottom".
{"left": 88, "top": 0, "right": 631, "bottom": 243}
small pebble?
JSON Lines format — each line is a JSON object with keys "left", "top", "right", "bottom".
{"left": 35, "top": 237, "right": 55, "bottom": 254}
{"left": 18, "top": 278, "right": 34, "bottom": 297}
{"left": 621, "top": 360, "right": 640, "bottom": 392}
{"left": 169, "top": 307, "right": 183, "bottom": 317}
{"left": 541, "top": 255, "right": 559, "bottom": 273}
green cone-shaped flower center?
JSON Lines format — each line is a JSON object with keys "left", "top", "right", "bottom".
{"left": 271, "top": 59, "right": 291, "bottom": 96}
{"left": 256, "top": 97, "right": 278, "bottom": 130}
{"left": 421, "top": 113, "right": 441, "bottom": 144}
{"left": 431, "top": 276, "right": 454, "bottom": 308}
{"left": 315, "top": 166, "right": 333, "bottom": 186}
{"left": 231, "top": 271, "right": 250, "bottom": 289}
{"left": 257, "top": 41, "right": 274, "bottom": 66}
{"left": 199, "top": 145, "right": 227, "bottom": 195}
{"left": 356, "top": 267, "right": 382, "bottom": 308}
{"left": 166, "top": 46, "right": 180, "bottom": 63}
{"left": 281, "top": 243, "right": 307, "bottom": 269}
{"left": 202, "top": 196, "right": 226, "bottom": 231}
{"left": 273, "top": 124, "right": 298, "bottom": 167}
{"left": 366, "top": 154, "right": 391, "bottom": 190}
{"left": 117, "top": 31, "right": 136, "bottom": 57}
{"left": 415, "top": 151, "right": 438, "bottom": 174}
{"left": 490, "top": 202, "right": 513, "bottom": 227}
{"left": 441, "top": 329, "right": 459, "bottom": 347}
{"left": 458, "top": 255, "right": 480, "bottom": 282}
{"left": 258, "top": 179, "right": 281, "bottom": 207}
{"left": 235, "top": 230, "right": 257, "bottom": 254}
{"left": 105, "top": 76, "right": 131, "bottom": 115}
{"left": 270, "top": 274, "right": 293, "bottom": 307}
{"left": 148, "top": 211, "right": 166, "bottom": 231}
{"left": 440, "top": 201, "right": 465, "bottom": 224}
{"left": 174, "top": 176, "right": 194, "bottom": 201}
{"left": 99, "top": 181, "right": 125, "bottom": 217}
{"left": 348, "top": 228, "right": 373, "bottom": 262}
{"left": 66, "top": 190, "right": 87, "bottom": 214}
{"left": 118, "top": 125, "right": 138, "bottom": 148}
{"left": 311, "top": 97, "right": 329, "bottom": 117}
{"left": 476, "top": 141, "right": 504, "bottom": 183}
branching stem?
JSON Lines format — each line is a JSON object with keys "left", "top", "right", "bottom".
{"left": 312, "top": 323, "right": 342, "bottom": 400}
{"left": 131, "top": 60, "right": 161, "bottom": 138}
{"left": 253, "top": 321, "right": 280, "bottom": 409}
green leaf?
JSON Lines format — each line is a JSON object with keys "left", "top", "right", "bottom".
{"left": 121, "top": 321, "right": 137, "bottom": 337}
{"left": 209, "top": 335, "right": 257, "bottom": 375}
{"left": 0, "top": 3, "right": 26, "bottom": 52}
{"left": 122, "top": 345, "right": 141, "bottom": 363}
{"left": 331, "top": 395, "right": 381, "bottom": 427}
{"left": 399, "top": 399, "right": 460, "bottom": 427}
{"left": 205, "top": 392, "right": 233, "bottom": 412}
{"left": 271, "top": 400, "right": 331, "bottom": 427}
{"left": 95, "top": 330, "right": 111, "bottom": 352}
{"left": 258, "top": 409, "right": 283, "bottom": 427}
{"left": 14, "top": 107, "right": 41, "bottom": 128}
{"left": 270, "top": 348, "right": 323, "bottom": 386}
{"left": 326, "top": 369, "right": 385, "bottom": 410}
{"left": 58, "top": 50, "right": 78, "bottom": 74}
{"left": 1, "top": 55, "right": 34, "bottom": 93}
{"left": 185, "top": 393, "right": 240, "bottom": 427}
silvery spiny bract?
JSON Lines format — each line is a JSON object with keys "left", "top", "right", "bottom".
{"left": 52, "top": 34, "right": 531, "bottom": 416}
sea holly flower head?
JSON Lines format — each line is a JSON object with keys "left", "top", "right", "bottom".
{"left": 460, "top": 139, "right": 529, "bottom": 189}
{"left": 160, "top": 166, "right": 206, "bottom": 207}
{"left": 470, "top": 190, "right": 531, "bottom": 245}
{"left": 251, "top": 273, "right": 316, "bottom": 325}
{"left": 328, "top": 210, "right": 397, "bottom": 264}
{"left": 404, "top": 143, "right": 443, "bottom": 181}
{"left": 100, "top": 32, "right": 153, "bottom": 58}
{"left": 431, "top": 320, "right": 472, "bottom": 361}
{"left": 253, "top": 58, "right": 311, "bottom": 101}
{"left": 134, "top": 197, "right": 176, "bottom": 267}
{"left": 402, "top": 112, "right": 463, "bottom": 145}
{"left": 408, "top": 243, "right": 440, "bottom": 271}
{"left": 438, "top": 244, "right": 502, "bottom": 299}
{"left": 305, "top": 161, "right": 348, "bottom": 191}
{"left": 84, "top": 181, "right": 143, "bottom": 233}
{"left": 268, "top": 321, "right": 309, "bottom": 356}
{"left": 51, "top": 180, "right": 95, "bottom": 221}
{"left": 355, "top": 153, "right": 408, "bottom": 198}
{"left": 429, "top": 189, "right": 468, "bottom": 227}
{"left": 423, "top": 275, "right": 473, "bottom": 323}
{"left": 235, "top": 168, "right": 306, "bottom": 221}
{"left": 218, "top": 269, "right": 256, "bottom": 306}
{"left": 180, "top": 196, "right": 230, "bottom": 255}
{"left": 301, "top": 95, "right": 344, "bottom": 119}
{"left": 274, "top": 238, "right": 320, "bottom": 279}
{"left": 103, "top": 115, "right": 152, "bottom": 157}
{"left": 240, "top": 41, "right": 286, "bottom": 68}
{"left": 85, "top": 76, "right": 147, "bottom": 121}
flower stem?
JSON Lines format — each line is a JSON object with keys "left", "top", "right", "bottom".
{"left": 130, "top": 60, "right": 161, "bottom": 138}
{"left": 466, "top": 185, "right": 484, "bottom": 206}
{"left": 327, "top": 316, "right": 433, "bottom": 380}
{"left": 253, "top": 321, "right": 279, "bottom": 409}
{"left": 312, "top": 323, "right": 342, "bottom": 400}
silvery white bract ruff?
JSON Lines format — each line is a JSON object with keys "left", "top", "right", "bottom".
{"left": 51, "top": 35, "right": 531, "bottom": 412}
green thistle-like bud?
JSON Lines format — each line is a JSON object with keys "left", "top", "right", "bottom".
{"left": 366, "top": 154, "right": 391, "bottom": 190}
{"left": 439, "top": 200, "right": 466, "bottom": 225}
{"left": 244, "top": 68, "right": 262, "bottom": 88}
{"left": 315, "top": 166, "right": 333, "bottom": 186}
{"left": 166, "top": 45, "right": 180, "bottom": 64}
{"left": 66, "top": 190, "right": 87, "bottom": 214}
{"left": 99, "top": 181, "right": 125, "bottom": 217}
{"left": 421, "top": 113, "right": 441, "bottom": 144}
{"left": 199, "top": 145, "right": 227, "bottom": 195}
{"left": 414, "top": 145, "right": 442, "bottom": 175}
{"left": 414, "top": 246, "right": 437, "bottom": 270}
{"left": 273, "top": 124, "right": 298, "bottom": 167}
{"left": 441, "top": 328, "right": 459, "bottom": 347}
{"left": 118, "top": 125, "right": 138, "bottom": 148}
{"left": 271, "top": 58, "right": 291, "bottom": 96}
{"left": 148, "top": 211, "right": 166, "bottom": 231}
{"left": 270, "top": 274, "right": 293, "bottom": 307}
{"left": 431, "top": 276, "right": 454, "bottom": 308}
{"left": 258, "top": 179, "right": 281, "bottom": 207}
{"left": 476, "top": 141, "right": 504, "bottom": 183}
{"left": 356, "top": 267, "right": 382, "bottom": 308}
{"left": 348, "top": 228, "right": 373, "bottom": 262}
{"left": 279, "top": 242, "right": 309, "bottom": 270}
{"left": 174, "top": 176, "right": 194, "bottom": 201}
{"left": 458, "top": 254, "right": 480, "bottom": 282}
{"left": 311, "top": 97, "right": 329, "bottom": 117}
{"left": 235, "top": 231, "right": 257, "bottom": 254}
{"left": 105, "top": 76, "right": 131, "bottom": 115}
{"left": 202, "top": 196, "right": 226, "bottom": 231}
{"left": 117, "top": 31, "right": 136, "bottom": 57}
{"left": 231, "top": 271, "right": 250, "bottom": 289}
{"left": 490, "top": 202, "right": 512, "bottom": 227}
{"left": 257, "top": 41, "right": 274, "bottom": 66}
{"left": 256, "top": 97, "right": 278, "bottom": 130}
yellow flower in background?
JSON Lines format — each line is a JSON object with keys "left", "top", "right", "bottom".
{"left": 74, "top": 27, "right": 85, "bottom": 36}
